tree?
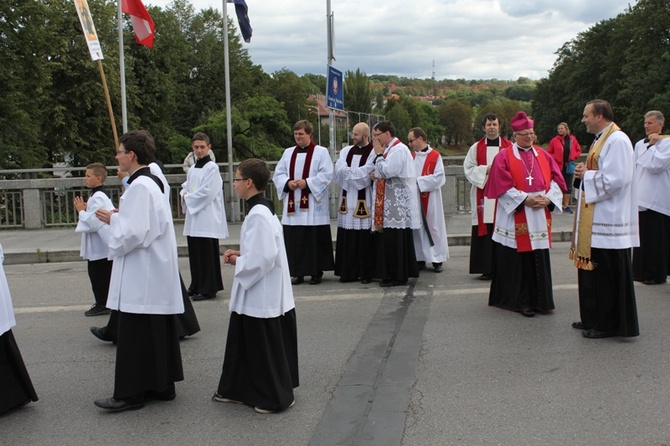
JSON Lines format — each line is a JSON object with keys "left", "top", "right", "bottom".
{"left": 344, "top": 69, "right": 372, "bottom": 126}
{"left": 42, "top": 0, "right": 122, "bottom": 168}
{"left": 384, "top": 100, "right": 412, "bottom": 142}
{"left": 268, "top": 69, "right": 310, "bottom": 126}
{"left": 193, "top": 94, "right": 290, "bottom": 161}
{"left": 438, "top": 100, "right": 472, "bottom": 145}
{"left": 0, "top": 0, "right": 52, "bottom": 168}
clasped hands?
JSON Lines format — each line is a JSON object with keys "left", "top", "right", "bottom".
{"left": 287, "top": 179, "right": 307, "bottom": 191}
{"left": 523, "top": 195, "right": 551, "bottom": 209}
{"left": 222, "top": 249, "right": 240, "bottom": 266}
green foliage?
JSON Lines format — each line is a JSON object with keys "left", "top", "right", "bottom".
{"left": 4, "top": 0, "right": 557, "bottom": 168}
{"left": 344, "top": 69, "right": 373, "bottom": 125}
{"left": 533, "top": 0, "right": 670, "bottom": 144}
{"left": 302, "top": 73, "right": 326, "bottom": 94}
{"left": 438, "top": 100, "right": 473, "bottom": 145}
{"left": 166, "top": 134, "right": 192, "bottom": 164}
{"left": 193, "top": 95, "right": 290, "bottom": 161}
{"left": 268, "top": 69, "right": 311, "bottom": 125}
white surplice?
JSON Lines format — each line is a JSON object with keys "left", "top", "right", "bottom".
{"left": 229, "top": 203, "right": 295, "bottom": 319}
{"left": 412, "top": 147, "right": 449, "bottom": 262}
{"left": 334, "top": 145, "right": 375, "bottom": 230}
{"left": 273, "top": 145, "right": 333, "bottom": 226}
{"left": 489, "top": 145, "right": 564, "bottom": 251}
{"left": 181, "top": 160, "right": 229, "bottom": 239}
{"left": 577, "top": 126, "right": 639, "bottom": 249}
{"left": 635, "top": 137, "right": 670, "bottom": 216}
{"left": 372, "top": 138, "right": 421, "bottom": 230}
{"left": 0, "top": 244, "right": 15, "bottom": 336}
{"left": 464, "top": 138, "right": 502, "bottom": 225}
{"left": 106, "top": 174, "right": 184, "bottom": 315}
{"left": 75, "top": 190, "right": 114, "bottom": 261}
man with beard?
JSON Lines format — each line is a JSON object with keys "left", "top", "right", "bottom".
{"left": 334, "top": 122, "right": 376, "bottom": 283}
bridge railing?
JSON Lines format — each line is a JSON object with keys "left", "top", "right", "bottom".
{"left": 0, "top": 158, "right": 472, "bottom": 229}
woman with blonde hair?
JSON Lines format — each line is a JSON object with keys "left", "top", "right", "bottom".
{"left": 547, "top": 122, "right": 582, "bottom": 213}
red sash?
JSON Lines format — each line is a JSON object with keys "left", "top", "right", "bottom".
{"left": 476, "top": 137, "right": 512, "bottom": 236}
{"left": 507, "top": 147, "right": 552, "bottom": 252}
{"left": 418, "top": 149, "right": 441, "bottom": 246}
{"left": 419, "top": 149, "right": 441, "bottom": 215}
{"left": 287, "top": 142, "right": 315, "bottom": 214}
{"left": 373, "top": 139, "right": 402, "bottom": 230}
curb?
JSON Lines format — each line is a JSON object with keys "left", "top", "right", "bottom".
{"left": 1, "top": 231, "right": 574, "bottom": 265}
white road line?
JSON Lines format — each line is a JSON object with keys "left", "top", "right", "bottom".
{"left": 12, "top": 284, "right": 580, "bottom": 314}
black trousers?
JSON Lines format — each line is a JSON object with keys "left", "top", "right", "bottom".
{"left": 87, "top": 258, "right": 113, "bottom": 307}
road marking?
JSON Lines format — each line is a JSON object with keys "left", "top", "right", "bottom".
{"left": 12, "top": 285, "right": 579, "bottom": 314}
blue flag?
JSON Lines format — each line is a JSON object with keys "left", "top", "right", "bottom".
{"left": 228, "top": 0, "right": 252, "bottom": 43}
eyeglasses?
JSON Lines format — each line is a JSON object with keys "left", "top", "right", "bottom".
{"left": 516, "top": 132, "right": 535, "bottom": 138}
{"left": 372, "top": 132, "right": 383, "bottom": 137}
{"left": 232, "top": 178, "right": 248, "bottom": 182}
{"left": 408, "top": 138, "right": 416, "bottom": 144}
{"left": 116, "top": 150, "right": 128, "bottom": 155}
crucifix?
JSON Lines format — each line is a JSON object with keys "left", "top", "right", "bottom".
{"left": 526, "top": 173, "right": 533, "bottom": 185}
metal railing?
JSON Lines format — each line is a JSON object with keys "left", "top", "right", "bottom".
{"left": 0, "top": 159, "right": 472, "bottom": 229}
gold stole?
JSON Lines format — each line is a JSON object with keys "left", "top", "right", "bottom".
{"left": 569, "top": 124, "right": 621, "bottom": 270}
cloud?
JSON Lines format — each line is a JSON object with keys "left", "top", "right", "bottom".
{"left": 146, "top": 0, "right": 632, "bottom": 80}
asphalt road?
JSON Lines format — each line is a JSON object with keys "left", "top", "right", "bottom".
{"left": 2, "top": 244, "right": 670, "bottom": 446}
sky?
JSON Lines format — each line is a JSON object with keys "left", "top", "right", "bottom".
{"left": 145, "top": 0, "right": 634, "bottom": 80}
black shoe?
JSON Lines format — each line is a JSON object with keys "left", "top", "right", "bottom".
{"left": 417, "top": 261, "right": 426, "bottom": 271}
{"left": 192, "top": 293, "right": 215, "bottom": 301}
{"left": 478, "top": 274, "right": 492, "bottom": 281}
{"left": 432, "top": 263, "right": 443, "bottom": 273}
{"left": 338, "top": 278, "right": 357, "bottom": 283}
{"left": 309, "top": 276, "right": 322, "bottom": 285}
{"left": 520, "top": 309, "right": 535, "bottom": 317}
{"left": 291, "top": 277, "right": 304, "bottom": 285}
{"left": 582, "top": 329, "right": 618, "bottom": 339}
{"left": 90, "top": 326, "right": 114, "bottom": 343}
{"left": 361, "top": 278, "right": 373, "bottom": 284}
{"left": 571, "top": 321, "right": 585, "bottom": 330}
{"left": 187, "top": 289, "right": 197, "bottom": 297}
{"left": 94, "top": 397, "right": 144, "bottom": 412}
{"left": 85, "top": 305, "right": 111, "bottom": 317}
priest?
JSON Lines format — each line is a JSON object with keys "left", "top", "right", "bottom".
{"left": 571, "top": 99, "right": 639, "bottom": 339}
{"left": 409, "top": 127, "right": 449, "bottom": 272}
{"left": 371, "top": 121, "right": 421, "bottom": 287}
{"left": 334, "top": 122, "right": 376, "bottom": 283}
{"left": 485, "top": 112, "right": 566, "bottom": 317}
{"left": 464, "top": 114, "right": 513, "bottom": 280}
{"left": 273, "top": 120, "right": 334, "bottom": 285}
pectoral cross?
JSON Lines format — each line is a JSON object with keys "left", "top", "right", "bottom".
{"left": 526, "top": 174, "right": 533, "bottom": 185}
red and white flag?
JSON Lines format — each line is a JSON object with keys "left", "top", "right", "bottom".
{"left": 122, "top": 0, "right": 155, "bottom": 48}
